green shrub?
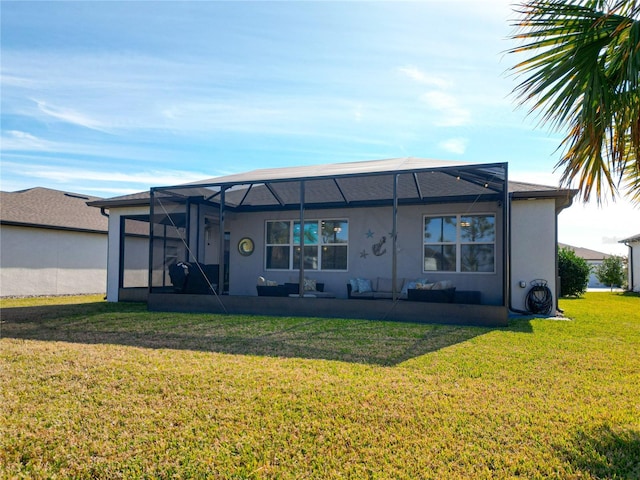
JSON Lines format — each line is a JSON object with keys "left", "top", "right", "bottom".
{"left": 558, "top": 247, "right": 590, "bottom": 297}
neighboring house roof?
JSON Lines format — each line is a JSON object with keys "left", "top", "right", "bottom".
{"left": 620, "top": 233, "right": 640, "bottom": 244}
{"left": 558, "top": 243, "right": 612, "bottom": 261}
{"left": 88, "top": 158, "right": 577, "bottom": 211}
{"left": 87, "top": 190, "right": 152, "bottom": 208}
{"left": 0, "top": 187, "right": 108, "bottom": 233}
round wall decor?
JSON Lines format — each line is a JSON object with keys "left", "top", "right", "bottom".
{"left": 238, "top": 237, "right": 254, "bottom": 256}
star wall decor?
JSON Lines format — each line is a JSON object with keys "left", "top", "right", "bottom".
{"left": 365, "top": 229, "right": 374, "bottom": 239}
{"left": 360, "top": 249, "right": 369, "bottom": 258}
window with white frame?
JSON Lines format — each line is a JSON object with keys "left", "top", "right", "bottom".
{"left": 265, "top": 219, "right": 348, "bottom": 271}
{"left": 423, "top": 214, "right": 495, "bottom": 273}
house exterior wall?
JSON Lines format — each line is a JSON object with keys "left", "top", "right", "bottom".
{"left": 510, "top": 198, "right": 559, "bottom": 312}
{"left": 102, "top": 196, "right": 563, "bottom": 311}
{"left": 226, "top": 201, "right": 505, "bottom": 304}
{"left": 586, "top": 260, "right": 607, "bottom": 288}
{"left": 627, "top": 240, "right": 640, "bottom": 292}
{"left": 0, "top": 224, "right": 106, "bottom": 297}
{"left": 105, "top": 206, "right": 150, "bottom": 302}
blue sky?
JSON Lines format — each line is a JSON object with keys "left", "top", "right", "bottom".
{"left": 1, "top": 0, "right": 636, "bottom": 255}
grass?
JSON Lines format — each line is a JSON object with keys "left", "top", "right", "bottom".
{"left": 1, "top": 292, "right": 638, "bottom": 479}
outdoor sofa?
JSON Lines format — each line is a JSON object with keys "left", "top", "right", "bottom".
{"left": 347, "top": 277, "right": 481, "bottom": 304}
{"left": 256, "top": 277, "right": 334, "bottom": 298}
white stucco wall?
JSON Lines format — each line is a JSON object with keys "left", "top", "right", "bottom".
{"left": 0, "top": 225, "right": 107, "bottom": 297}
{"left": 510, "top": 198, "right": 559, "bottom": 312}
{"left": 627, "top": 240, "right": 640, "bottom": 292}
{"left": 105, "top": 206, "right": 150, "bottom": 302}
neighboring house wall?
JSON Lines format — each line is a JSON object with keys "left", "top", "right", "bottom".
{"left": 0, "top": 225, "right": 106, "bottom": 296}
{"left": 558, "top": 243, "right": 613, "bottom": 288}
{"left": 510, "top": 198, "right": 559, "bottom": 312}
{"left": 626, "top": 239, "right": 640, "bottom": 292}
{"left": 586, "top": 260, "right": 606, "bottom": 288}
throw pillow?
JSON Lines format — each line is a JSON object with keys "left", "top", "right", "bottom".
{"left": 303, "top": 278, "right": 317, "bottom": 291}
{"left": 356, "top": 277, "right": 373, "bottom": 293}
{"left": 401, "top": 280, "right": 417, "bottom": 295}
{"left": 349, "top": 278, "right": 360, "bottom": 293}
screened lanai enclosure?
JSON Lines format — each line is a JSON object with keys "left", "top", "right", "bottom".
{"left": 136, "top": 159, "right": 513, "bottom": 326}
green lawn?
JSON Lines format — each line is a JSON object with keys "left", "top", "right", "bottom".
{"left": 1, "top": 293, "right": 638, "bottom": 479}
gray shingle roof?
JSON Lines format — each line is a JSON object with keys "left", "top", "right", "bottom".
{"left": 88, "top": 159, "right": 577, "bottom": 210}
{"left": 1, "top": 187, "right": 108, "bottom": 233}
{"left": 86, "top": 190, "right": 151, "bottom": 207}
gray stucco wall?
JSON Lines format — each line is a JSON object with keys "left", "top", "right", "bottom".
{"left": 226, "top": 202, "right": 505, "bottom": 304}
{"left": 510, "top": 198, "right": 559, "bottom": 312}
{"left": 0, "top": 225, "right": 107, "bottom": 297}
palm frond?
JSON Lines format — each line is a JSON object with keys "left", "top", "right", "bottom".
{"left": 508, "top": 0, "right": 640, "bottom": 205}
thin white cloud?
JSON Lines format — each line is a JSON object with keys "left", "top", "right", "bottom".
{"left": 438, "top": 137, "right": 468, "bottom": 155}
{"left": 1, "top": 161, "right": 211, "bottom": 186}
{"left": 352, "top": 103, "right": 363, "bottom": 123}
{"left": 397, "top": 65, "right": 472, "bottom": 127}
{"left": 397, "top": 66, "right": 450, "bottom": 89}
{"left": 420, "top": 91, "right": 471, "bottom": 127}
{"left": 2, "top": 130, "right": 51, "bottom": 150}
{"left": 35, "top": 100, "right": 111, "bottom": 133}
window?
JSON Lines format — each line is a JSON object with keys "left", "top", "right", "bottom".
{"left": 265, "top": 219, "right": 348, "bottom": 270}
{"left": 423, "top": 214, "right": 495, "bottom": 273}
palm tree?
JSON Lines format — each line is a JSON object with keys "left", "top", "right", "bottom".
{"left": 509, "top": 0, "right": 640, "bottom": 205}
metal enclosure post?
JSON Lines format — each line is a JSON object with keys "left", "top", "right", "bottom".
{"left": 392, "top": 174, "right": 398, "bottom": 301}
{"left": 502, "top": 164, "right": 509, "bottom": 308}
{"left": 147, "top": 188, "right": 155, "bottom": 295}
{"left": 218, "top": 187, "right": 226, "bottom": 294}
{"left": 298, "top": 181, "right": 305, "bottom": 297}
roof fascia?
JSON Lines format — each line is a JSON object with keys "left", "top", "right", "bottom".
{"left": 87, "top": 198, "right": 151, "bottom": 208}
{"left": 511, "top": 188, "right": 578, "bottom": 213}
{"left": 0, "top": 220, "right": 107, "bottom": 235}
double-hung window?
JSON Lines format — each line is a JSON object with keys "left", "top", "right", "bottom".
{"left": 423, "top": 214, "right": 495, "bottom": 273}
{"left": 265, "top": 219, "right": 348, "bottom": 271}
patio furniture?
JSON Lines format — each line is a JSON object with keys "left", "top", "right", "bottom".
{"left": 168, "top": 262, "right": 219, "bottom": 294}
